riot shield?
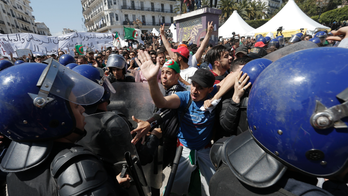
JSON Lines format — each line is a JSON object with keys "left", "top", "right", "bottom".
{"left": 107, "top": 82, "right": 164, "bottom": 128}
{"left": 263, "top": 41, "right": 318, "bottom": 62}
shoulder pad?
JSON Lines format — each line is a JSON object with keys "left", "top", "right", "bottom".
{"left": 0, "top": 141, "right": 52, "bottom": 172}
{"left": 222, "top": 131, "right": 287, "bottom": 188}
{"left": 51, "top": 147, "right": 118, "bottom": 196}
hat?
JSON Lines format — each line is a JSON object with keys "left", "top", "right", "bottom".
{"left": 255, "top": 41, "right": 266, "bottom": 47}
{"left": 86, "top": 48, "right": 94, "bottom": 54}
{"left": 189, "top": 69, "right": 215, "bottom": 88}
{"left": 235, "top": 46, "right": 248, "bottom": 55}
{"left": 171, "top": 46, "right": 189, "bottom": 59}
{"left": 163, "top": 60, "right": 180, "bottom": 73}
{"left": 247, "top": 47, "right": 268, "bottom": 59}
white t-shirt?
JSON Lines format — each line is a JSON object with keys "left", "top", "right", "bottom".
{"left": 338, "top": 38, "right": 348, "bottom": 48}
{"left": 180, "top": 67, "right": 197, "bottom": 85}
{"left": 188, "top": 54, "right": 198, "bottom": 68}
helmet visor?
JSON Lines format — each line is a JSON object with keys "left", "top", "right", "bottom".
{"left": 39, "top": 59, "right": 104, "bottom": 105}
{"left": 102, "top": 75, "right": 116, "bottom": 94}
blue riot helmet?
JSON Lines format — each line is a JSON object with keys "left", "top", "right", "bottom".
{"left": 14, "top": 60, "right": 24, "bottom": 65}
{"left": 256, "top": 37, "right": 267, "bottom": 45}
{"left": 72, "top": 64, "right": 116, "bottom": 113}
{"left": 241, "top": 58, "right": 272, "bottom": 87}
{"left": 59, "top": 54, "right": 75, "bottom": 66}
{"left": 0, "top": 60, "right": 13, "bottom": 71}
{"left": 247, "top": 47, "right": 348, "bottom": 182}
{"left": 66, "top": 63, "right": 79, "bottom": 69}
{"left": 264, "top": 36, "right": 271, "bottom": 44}
{"left": 309, "top": 37, "right": 321, "bottom": 46}
{"left": 255, "top": 34, "right": 263, "bottom": 41}
{"left": 0, "top": 59, "right": 104, "bottom": 142}
{"left": 268, "top": 39, "right": 280, "bottom": 49}
{"left": 289, "top": 34, "right": 302, "bottom": 43}
{"left": 106, "top": 54, "right": 127, "bottom": 74}
{"left": 276, "top": 35, "right": 284, "bottom": 46}
{"left": 314, "top": 31, "right": 328, "bottom": 44}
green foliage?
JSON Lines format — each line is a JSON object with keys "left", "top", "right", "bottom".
{"left": 311, "top": 15, "right": 319, "bottom": 21}
{"left": 319, "top": 5, "right": 348, "bottom": 24}
{"left": 245, "top": 19, "right": 270, "bottom": 28}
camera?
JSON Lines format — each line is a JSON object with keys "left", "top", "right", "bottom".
{"left": 232, "top": 32, "right": 235, "bottom": 35}
{"left": 277, "top": 26, "right": 283, "bottom": 32}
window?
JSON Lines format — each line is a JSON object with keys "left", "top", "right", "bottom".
{"left": 162, "top": 16, "right": 165, "bottom": 23}
{"left": 152, "top": 16, "right": 155, "bottom": 25}
{"left": 114, "top": 0, "right": 116, "bottom": 4}
{"left": 171, "top": 17, "right": 173, "bottom": 23}
{"left": 170, "top": 5, "right": 173, "bottom": 13}
{"left": 140, "top": 2, "right": 144, "bottom": 10}
{"left": 123, "top": 0, "right": 127, "bottom": 7}
{"left": 151, "top": 3, "right": 154, "bottom": 11}
{"left": 115, "top": 14, "right": 118, "bottom": 21}
{"left": 161, "top": 4, "right": 164, "bottom": 12}
{"left": 132, "top": 14, "right": 136, "bottom": 21}
{"left": 142, "top": 15, "right": 145, "bottom": 24}
{"left": 131, "top": 1, "right": 135, "bottom": 9}
{"left": 125, "top": 14, "right": 129, "bottom": 21}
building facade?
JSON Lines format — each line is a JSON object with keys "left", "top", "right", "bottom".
{"left": 35, "top": 22, "right": 51, "bottom": 36}
{"left": 0, "top": 0, "right": 38, "bottom": 34}
{"left": 81, "top": 0, "right": 177, "bottom": 35}
{"left": 62, "top": 28, "right": 77, "bottom": 35}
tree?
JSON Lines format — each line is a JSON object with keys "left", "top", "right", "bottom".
{"left": 173, "top": 0, "right": 187, "bottom": 14}
{"left": 218, "top": 0, "right": 238, "bottom": 23}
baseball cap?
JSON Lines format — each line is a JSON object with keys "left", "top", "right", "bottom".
{"left": 189, "top": 69, "right": 215, "bottom": 88}
{"left": 171, "top": 46, "right": 189, "bottom": 59}
{"left": 163, "top": 60, "right": 180, "bottom": 73}
{"left": 247, "top": 47, "right": 268, "bottom": 59}
{"left": 255, "top": 41, "right": 266, "bottom": 48}
{"left": 235, "top": 46, "right": 248, "bottom": 55}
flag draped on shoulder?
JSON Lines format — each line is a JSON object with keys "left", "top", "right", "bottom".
{"left": 75, "top": 45, "right": 83, "bottom": 55}
{"left": 124, "top": 27, "right": 142, "bottom": 40}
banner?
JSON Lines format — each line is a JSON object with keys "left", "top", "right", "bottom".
{"left": 0, "top": 32, "right": 114, "bottom": 57}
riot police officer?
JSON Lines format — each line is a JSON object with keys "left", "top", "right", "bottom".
{"left": 0, "top": 59, "right": 126, "bottom": 195}
{"left": 106, "top": 54, "right": 135, "bottom": 83}
{"left": 209, "top": 47, "right": 348, "bottom": 196}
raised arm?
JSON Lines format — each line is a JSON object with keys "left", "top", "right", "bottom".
{"left": 159, "top": 25, "right": 175, "bottom": 59}
{"left": 135, "top": 50, "right": 180, "bottom": 109}
{"left": 195, "top": 21, "right": 214, "bottom": 62}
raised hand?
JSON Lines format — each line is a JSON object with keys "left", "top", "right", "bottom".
{"left": 207, "top": 21, "right": 214, "bottom": 34}
{"left": 130, "top": 116, "right": 151, "bottom": 144}
{"left": 232, "top": 71, "right": 251, "bottom": 103}
{"left": 135, "top": 50, "right": 160, "bottom": 81}
{"left": 160, "top": 24, "right": 165, "bottom": 35}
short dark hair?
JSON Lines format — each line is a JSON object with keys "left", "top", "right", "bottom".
{"left": 149, "top": 50, "right": 157, "bottom": 55}
{"left": 230, "top": 57, "right": 253, "bottom": 72}
{"left": 176, "top": 52, "right": 188, "bottom": 63}
{"left": 157, "top": 47, "right": 166, "bottom": 55}
{"left": 205, "top": 45, "right": 227, "bottom": 67}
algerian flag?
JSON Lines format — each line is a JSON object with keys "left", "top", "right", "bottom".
{"left": 75, "top": 45, "right": 83, "bottom": 55}
{"left": 114, "top": 32, "right": 120, "bottom": 41}
{"left": 113, "top": 32, "right": 121, "bottom": 48}
{"left": 124, "top": 27, "right": 141, "bottom": 40}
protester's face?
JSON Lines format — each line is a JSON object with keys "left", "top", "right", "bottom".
{"left": 304, "top": 36, "right": 310, "bottom": 41}
{"left": 88, "top": 52, "right": 94, "bottom": 59}
{"left": 123, "top": 54, "right": 129, "bottom": 60}
{"left": 102, "top": 51, "right": 106, "bottom": 56}
{"left": 111, "top": 67, "right": 124, "bottom": 80}
{"left": 77, "top": 58, "right": 86, "bottom": 65}
{"left": 190, "top": 81, "right": 212, "bottom": 102}
{"left": 35, "top": 57, "right": 42, "bottom": 63}
{"left": 151, "top": 54, "right": 156, "bottom": 63}
{"left": 58, "top": 52, "right": 64, "bottom": 57}
{"left": 106, "top": 50, "right": 110, "bottom": 56}
{"left": 129, "top": 52, "right": 135, "bottom": 59}
{"left": 161, "top": 67, "right": 179, "bottom": 89}
{"left": 119, "top": 49, "right": 123, "bottom": 54}
{"left": 219, "top": 51, "right": 232, "bottom": 71}
{"left": 157, "top": 53, "right": 165, "bottom": 66}
{"left": 69, "top": 102, "right": 86, "bottom": 131}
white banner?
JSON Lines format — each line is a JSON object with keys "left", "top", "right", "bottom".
{"left": 0, "top": 32, "right": 114, "bottom": 57}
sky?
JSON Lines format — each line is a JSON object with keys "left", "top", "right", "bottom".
{"left": 30, "top": 0, "right": 86, "bottom": 36}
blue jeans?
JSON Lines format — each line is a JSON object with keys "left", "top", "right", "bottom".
{"left": 195, "top": 0, "right": 201, "bottom": 9}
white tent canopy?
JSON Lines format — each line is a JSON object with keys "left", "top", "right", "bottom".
{"left": 247, "top": 0, "right": 329, "bottom": 37}
{"left": 218, "top": 10, "right": 255, "bottom": 38}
